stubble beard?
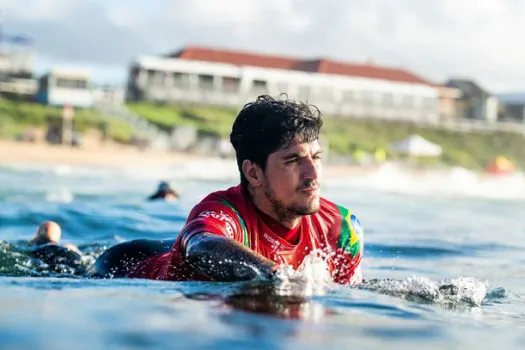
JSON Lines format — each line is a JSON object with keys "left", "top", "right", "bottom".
{"left": 264, "top": 185, "right": 321, "bottom": 224}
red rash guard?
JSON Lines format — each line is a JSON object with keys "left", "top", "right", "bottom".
{"left": 128, "top": 185, "right": 364, "bottom": 284}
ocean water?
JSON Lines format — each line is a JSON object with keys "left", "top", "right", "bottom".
{"left": 0, "top": 159, "right": 524, "bottom": 350}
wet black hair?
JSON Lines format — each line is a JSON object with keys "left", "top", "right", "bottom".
{"left": 230, "top": 94, "right": 323, "bottom": 187}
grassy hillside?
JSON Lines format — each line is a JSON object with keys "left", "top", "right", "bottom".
{"left": 127, "top": 102, "right": 525, "bottom": 170}
{"left": 323, "top": 118, "right": 525, "bottom": 170}
{"left": 127, "top": 103, "right": 237, "bottom": 137}
{"left": 3, "top": 97, "right": 523, "bottom": 171}
{"left": 0, "top": 98, "right": 135, "bottom": 143}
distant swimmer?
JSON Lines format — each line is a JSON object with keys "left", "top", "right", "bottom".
{"left": 24, "top": 221, "right": 84, "bottom": 274}
{"left": 88, "top": 95, "right": 364, "bottom": 284}
{"left": 147, "top": 181, "right": 180, "bottom": 201}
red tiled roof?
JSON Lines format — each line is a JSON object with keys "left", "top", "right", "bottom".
{"left": 170, "top": 47, "right": 297, "bottom": 70}
{"left": 316, "top": 60, "right": 431, "bottom": 85}
{"left": 168, "top": 46, "right": 433, "bottom": 85}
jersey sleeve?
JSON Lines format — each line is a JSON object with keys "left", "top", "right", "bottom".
{"left": 179, "top": 200, "right": 247, "bottom": 249}
{"left": 334, "top": 205, "right": 365, "bottom": 284}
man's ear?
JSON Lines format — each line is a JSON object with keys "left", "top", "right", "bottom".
{"left": 242, "top": 159, "right": 264, "bottom": 187}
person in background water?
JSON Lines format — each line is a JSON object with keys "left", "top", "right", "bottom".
{"left": 89, "top": 95, "right": 364, "bottom": 285}
{"left": 147, "top": 181, "right": 180, "bottom": 201}
{"left": 29, "top": 221, "right": 80, "bottom": 254}
{"left": 25, "top": 221, "right": 84, "bottom": 273}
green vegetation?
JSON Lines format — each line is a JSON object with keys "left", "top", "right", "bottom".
{"left": 3, "top": 97, "right": 524, "bottom": 171}
{"left": 127, "top": 102, "right": 525, "bottom": 171}
{"left": 0, "top": 98, "right": 135, "bottom": 143}
{"left": 127, "top": 102, "right": 237, "bottom": 137}
{"left": 322, "top": 118, "right": 525, "bottom": 170}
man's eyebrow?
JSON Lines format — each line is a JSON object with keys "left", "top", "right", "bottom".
{"left": 281, "top": 152, "right": 302, "bottom": 161}
{"left": 282, "top": 149, "right": 323, "bottom": 160}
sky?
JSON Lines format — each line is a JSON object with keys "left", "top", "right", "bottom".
{"left": 2, "top": 0, "right": 525, "bottom": 93}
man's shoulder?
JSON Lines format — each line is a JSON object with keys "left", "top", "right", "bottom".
{"left": 317, "top": 198, "right": 364, "bottom": 259}
{"left": 319, "top": 197, "right": 358, "bottom": 216}
{"left": 188, "top": 185, "right": 245, "bottom": 220}
{"left": 184, "top": 185, "right": 248, "bottom": 243}
{"left": 198, "top": 184, "right": 242, "bottom": 205}
{"left": 318, "top": 197, "right": 349, "bottom": 217}
{"left": 317, "top": 197, "right": 363, "bottom": 232}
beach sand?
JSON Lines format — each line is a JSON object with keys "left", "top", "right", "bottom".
{"left": 0, "top": 137, "right": 195, "bottom": 170}
{"left": 0, "top": 136, "right": 375, "bottom": 178}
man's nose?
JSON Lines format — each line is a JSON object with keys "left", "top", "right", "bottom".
{"left": 302, "top": 156, "right": 319, "bottom": 180}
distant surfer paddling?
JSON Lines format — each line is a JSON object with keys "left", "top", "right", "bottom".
{"left": 147, "top": 181, "right": 180, "bottom": 201}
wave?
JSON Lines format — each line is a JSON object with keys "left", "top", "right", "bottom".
{"left": 6, "top": 159, "right": 525, "bottom": 200}
{"left": 329, "top": 162, "right": 525, "bottom": 200}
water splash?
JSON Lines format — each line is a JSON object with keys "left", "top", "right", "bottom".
{"left": 360, "top": 275, "right": 490, "bottom": 307}
{"left": 0, "top": 240, "right": 104, "bottom": 278}
{"left": 273, "top": 250, "right": 334, "bottom": 298}
{"left": 0, "top": 241, "right": 34, "bottom": 276}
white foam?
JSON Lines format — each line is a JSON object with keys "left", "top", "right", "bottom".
{"left": 361, "top": 275, "right": 488, "bottom": 307}
{"left": 329, "top": 162, "right": 525, "bottom": 200}
{"left": 115, "top": 158, "right": 238, "bottom": 182}
{"left": 7, "top": 159, "right": 525, "bottom": 200}
{"left": 274, "top": 250, "right": 334, "bottom": 297}
{"left": 45, "top": 188, "right": 74, "bottom": 203}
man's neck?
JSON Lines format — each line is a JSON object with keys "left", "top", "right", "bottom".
{"left": 245, "top": 186, "right": 300, "bottom": 229}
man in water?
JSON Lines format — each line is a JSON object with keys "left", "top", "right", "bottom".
{"left": 29, "top": 221, "right": 80, "bottom": 253}
{"left": 25, "top": 221, "right": 84, "bottom": 273}
{"left": 89, "top": 95, "right": 364, "bottom": 284}
{"left": 147, "top": 181, "right": 180, "bottom": 201}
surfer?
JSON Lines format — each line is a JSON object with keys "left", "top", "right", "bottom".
{"left": 28, "top": 221, "right": 78, "bottom": 251}
{"left": 147, "top": 181, "right": 180, "bottom": 201}
{"left": 24, "top": 221, "right": 84, "bottom": 274}
{"left": 88, "top": 95, "right": 364, "bottom": 284}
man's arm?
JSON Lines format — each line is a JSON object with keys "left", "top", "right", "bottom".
{"left": 184, "top": 232, "right": 277, "bottom": 282}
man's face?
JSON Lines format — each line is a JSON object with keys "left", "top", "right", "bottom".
{"left": 261, "top": 137, "right": 323, "bottom": 220}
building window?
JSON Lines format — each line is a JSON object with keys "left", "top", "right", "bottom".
{"left": 342, "top": 90, "right": 354, "bottom": 102}
{"left": 383, "top": 93, "right": 394, "bottom": 107}
{"left": 423, "top": 97, "right": 436, "bottom": 111}
{"left": 402, "top": 95, "right": 414, "bottom": 107}
{"left": 277, "top": 82, "right": 289, "bottom": 95}
{"left": 343, "top": 90, "right": 363, "bottom": 104}
{"left": 363, "top": 90, "right": 375, "bottom": 105}
{"left": 146, "top": 70, "right": 156, "bottom": 85}
{"left": 317, "top": 87, "right": 333, "bottom": 103}
{"left": 56, "top": 78, "right": 87, "bottom": 90}
{"left": 145, "top": 70, "right": 165, "bottom": 87}
{"left": 198, "top": 74, "right": 215, "bottom": 90}
{"left": 252, "top": 79, "right": 268, "bottom": 94}
{"left": 223, "top": 76, "right": 240, "bottom": 93}
{"left": 173, "top": 72, "right": 189, "bottom": 88}
{"left": 297, "top": 86, "right": 310, "bottom": 101}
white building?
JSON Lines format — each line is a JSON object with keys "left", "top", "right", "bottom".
{"left": 0, "top": 35, "right": 37, "bottom": 98}
{"left": 126, "top": 46, "right": 440, "bottom": 121}
{"left": 446, "top": 79, "right": 499, "bottom": 123}
{"left": 35, "top": 68, "right": 93, "bottom": 108}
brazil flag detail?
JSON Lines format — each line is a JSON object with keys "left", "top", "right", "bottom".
{"left": 336, "top": 205, "right": 363, "bottom": 257}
